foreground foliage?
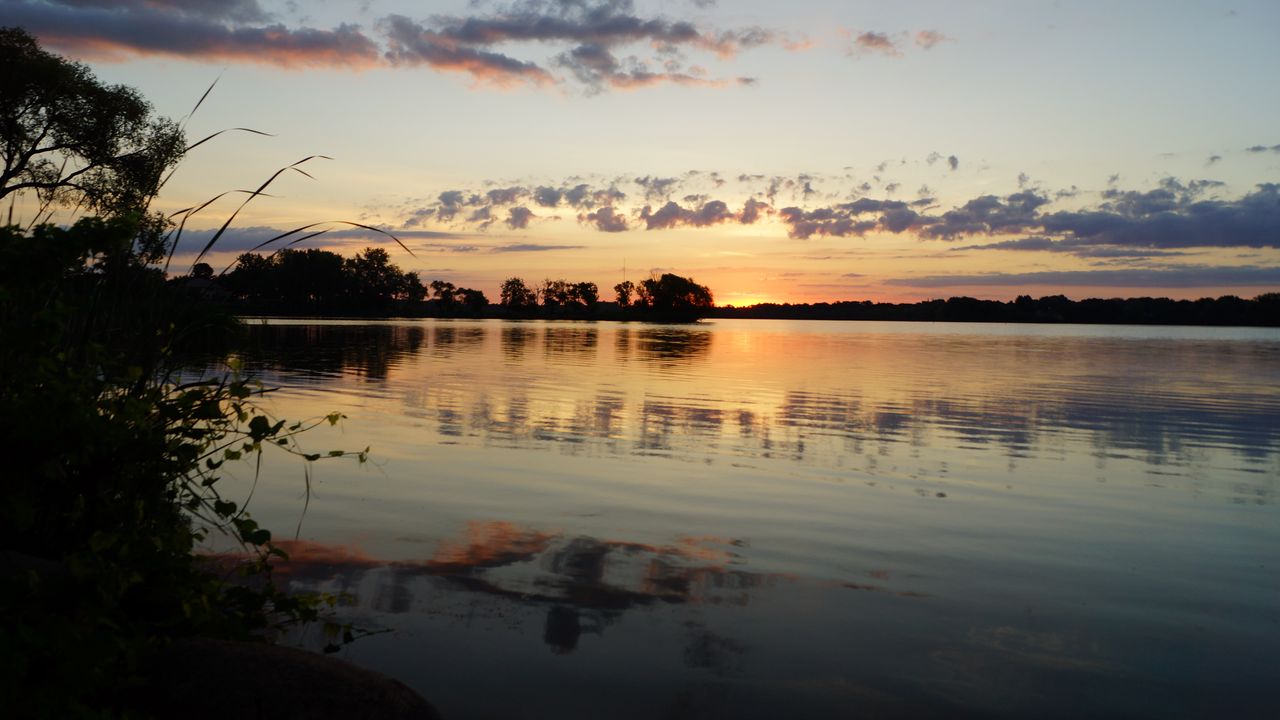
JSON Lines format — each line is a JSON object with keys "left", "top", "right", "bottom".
{"left": 0, "top": 220, "right": 362, "bottom": 718}
{"left": 0, "top": 29, "right": 388, "bottom": 717}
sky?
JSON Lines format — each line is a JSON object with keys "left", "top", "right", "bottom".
{"left": 8, "top": 0, "right": 1280, "bottom": 304}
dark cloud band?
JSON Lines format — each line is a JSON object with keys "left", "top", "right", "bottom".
{"left": 885, "top": 266, "right": 1280, "bottom": 288}
{"left": 14, "top": 0, "right": 791, "bottom": 90}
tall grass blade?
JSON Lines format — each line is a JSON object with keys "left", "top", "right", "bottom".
{"left": 164, "top": 190, "right": 275, "bottom": 274}
{"left": 184, "top": 128, "right": 275, "bottom": 154}
{"left": 216, "top": 220, "right": 410, "bottom": 274}
{"left": 184, "top": 73, "right": 223, "bottom": 125}
{"left": 190, "top": 155, "right": 330, "bottom": 269}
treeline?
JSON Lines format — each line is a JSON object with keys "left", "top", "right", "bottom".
{"left": 498, "top": 273, "right": 714, "bottom": 321}
{"left": 201, "top": 248, "right": 440, "bottom": 315}
{"left": 186, "top": 248, "right": 715, "bottom": 320}
{"left": 713, "top": 293, "right": 1280, "bottom": 327}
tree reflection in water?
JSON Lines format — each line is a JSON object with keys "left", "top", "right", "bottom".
{"left": 236, "top": 321, "right": 1279, "bottom": 504}
{"left": 264, "top": 521, "right": 805, "bottom": 664}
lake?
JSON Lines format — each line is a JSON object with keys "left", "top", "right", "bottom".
{"left": 217, "top": 318, "right": 1280, "bottom": 719}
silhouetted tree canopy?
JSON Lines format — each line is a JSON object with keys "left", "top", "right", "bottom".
{"left": 500, "top": 277, "right": 538, "bottom": 314}
{"left": 458, "top": 287, "right": 489, "bottom": 312}
{"left": 427, "top": 279, "right": 489, "bottom": 315}
{"left": 0, "top": 27, "right": 184, "bottom": 219}
{"left": 222, "top": 247, "right": 424, "bottom": 314}
{"left": 536, "top": 278, "right": 598, "bottom": 315}
{"left": 634, "top": 273, "right": 714, "bottom": 321}
{"left": 614, "top": 280, "right": 636, "bottom": 308}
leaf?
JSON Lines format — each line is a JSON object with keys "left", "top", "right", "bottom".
{"left": 89, "top": 531, "right": 117, "bottom": 553}
{"left": 248, "top": 414, "right": 272, "bottom": 439}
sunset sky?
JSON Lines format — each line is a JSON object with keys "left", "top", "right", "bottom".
{"left": 9, "top": 0, "right": 1280, "bottom": 304}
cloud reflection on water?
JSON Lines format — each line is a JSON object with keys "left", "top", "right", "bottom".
{"left": 268, "top": 520, "right": 802, "bottom": 659}
{"left": 239, "top": 321, "right": 1279, "bottom": 504}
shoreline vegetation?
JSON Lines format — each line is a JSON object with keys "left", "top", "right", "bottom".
{"left": 193, "top": 247, "right": 717, "bottom": 323}
{"left": 187, "top": 248, "right": 1279, "bottom": 326}
{"left": 1, "top": 28, "right": 438, "bottom": 718}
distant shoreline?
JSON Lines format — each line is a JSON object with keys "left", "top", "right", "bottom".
{"left": 222, "top": 292, "right": 1277, "bottom": 328}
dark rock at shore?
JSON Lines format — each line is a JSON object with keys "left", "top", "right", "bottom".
{"left": 144, "top": 637, "right": 441, "bottom": 720}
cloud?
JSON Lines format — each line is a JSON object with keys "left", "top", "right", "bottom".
{"left": 767, "top": 176, "right": 1279, "bottom": 252}
{"left": 403, "top": 0, "right": 784, "bottom": 90}
{"left": 381, "top": 14, "right": 555, "bottom": 87}
{"left": 849, "top": 30, "right": 900, "bottom": 57}
{"left": 952, "top": 237, "right": 1189, "bottom": 259}
{"left": 634, "top": 175, "right": 681, "bottom": 202}
{"left": 637, "top": 199, "right": 767, "bottom": 229}
{"left": 17, "top": 0, "right": 788, "bottom": 91}
{"left": 1206, "top": 154, "right": 1222, "bottom": 166}
{"left": 52, "top": 0, "right": 272, "bottom": 23}
{"left": 431, "top": 0, "right": 771, "bottom": 57}
{"left": 1245, "top": 144, "right": 1280, "bottom": 153}
{"left": 1032, "top": 181, "right": 1277, "bottom": 251}
{"left": 505, "top": 206, "right": 535, "bottom": 229}
{"left": 12, "top": 0, "right": 382, "bottom": 68}
{"left": 394, "top": 174, "right": 1279, "bottom": 259}
{"left": 490, "top": 242, "right": 583, "bottom": 253}
{"left": 323, "top": 227, "right": 468, "bottom": 240}
{"left": 739, "top": 198, "right": 771, "bottom": 224}
{"left": 467, "top": 205, "right": 494, "bottom": 229}
{"left": 914, "top": 30, "right": 949, "bottom": 49}
{"left": 926, "top": 152, "right": 960, "bottom": 171}
{"left": 486, "top": 186, "right": 526, "bottom": 204}
{"left": 414, "top": 180, "right": 629, "bottom": 227}
{"left": 434, "top": 189, "right": 481, "bottom": 222}
{"left": 918, "top": 191, "right": 1052, "bottom": 239}
{"left": 580, "top": 206, "right": 628, "bottom": 232}
{"left": 885, "top": 266, "right": 1280, "bottom": 288}
{"left": 533, "top": 186, "right": 564, "bottom": 207}
{"left": 778, "top": 206, "right": 878, "bottom": 239}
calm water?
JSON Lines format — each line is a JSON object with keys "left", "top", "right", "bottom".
{"left": 218, "top": 319, "right": 1279, "bottom": 719}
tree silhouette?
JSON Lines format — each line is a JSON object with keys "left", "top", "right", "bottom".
{"left": 574, "top": 281, "right": 599, "bottom": 312}
{"left": 634, "top": 273, "right": 714, "bottom": 321}
{"left": 500, "top": 277, "right": 538, "bottom": 315}
{"left": 458, "top": 287, "right": 489, "bottom": 312}
{"left": 430, "top": 279, "right": 458, "bottom": 311}
{"left": 0, "top": 27, "right": 184, "bottom": 220}
{"left": 222, "top": 247, "right": 422, "bottom": 313}
{"left": 614, "top": 280, "right": 636, "bottom": 308}
{"left": 278, "top": 248, "right": 344, "bottom": 306}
